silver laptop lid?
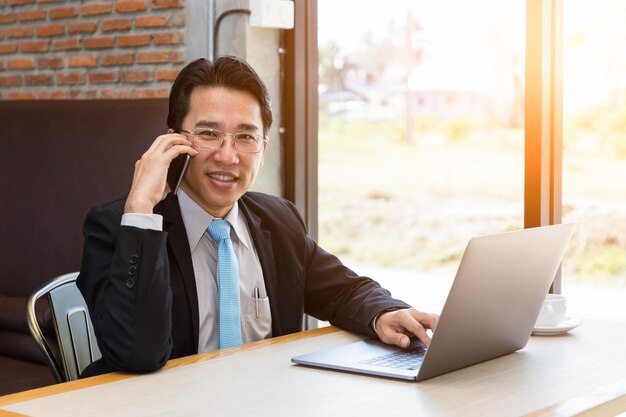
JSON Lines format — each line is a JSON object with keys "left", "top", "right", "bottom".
{"left": 416, "top": 223, "right": 575, "bottom": 381}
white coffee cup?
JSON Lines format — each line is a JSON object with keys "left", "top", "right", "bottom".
{"left": 535, "top": 294, "right": 567, "bottom": 327}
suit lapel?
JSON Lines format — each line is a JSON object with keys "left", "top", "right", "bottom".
{"left": 239, "top": 199, "right": 282, "bottom": 336}
{"left": 157, "top": 194, "right": 200, "bottom": 349}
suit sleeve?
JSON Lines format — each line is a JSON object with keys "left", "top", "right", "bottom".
{"left": 77, "top": 202, "right": 173, "bottom": 373}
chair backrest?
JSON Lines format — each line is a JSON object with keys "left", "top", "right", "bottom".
{"left": 27, "top": 272, "right": 102, "bottom": 382}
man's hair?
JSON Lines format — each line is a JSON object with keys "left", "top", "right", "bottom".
{"left": 167, "top": 56, "right": 273, "bottom": 135}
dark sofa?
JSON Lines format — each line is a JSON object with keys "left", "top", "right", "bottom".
{"left": 0, "top": 99, "right": 167, "bottom": 395}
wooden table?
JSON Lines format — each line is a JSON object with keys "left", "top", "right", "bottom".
{"left": 1, "top": 319, "right": 626, "bottom": 417}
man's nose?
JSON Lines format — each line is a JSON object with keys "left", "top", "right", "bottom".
{"left": 212, "top": 136, "right": 239, "bottom": 164}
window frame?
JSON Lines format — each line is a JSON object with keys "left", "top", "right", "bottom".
{"left": 525, "top": 0, "right": 564, "bottom": 292}
{"left": 282, "top": 0, "right": 319, "bottom": 241}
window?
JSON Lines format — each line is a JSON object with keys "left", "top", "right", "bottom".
{"left": 318, "top": 0, "right": 526, "bottom": 312}
{"left": 561, "top": 0, "right": 626, "bottom": 320}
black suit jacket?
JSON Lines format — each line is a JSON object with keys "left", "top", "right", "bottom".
{"left": 77, "top": 192, "right": 408, "bottom": 376}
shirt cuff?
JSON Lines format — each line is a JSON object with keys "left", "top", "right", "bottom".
{"left": 121, "top": 213, "right": 163, "bottom": 231}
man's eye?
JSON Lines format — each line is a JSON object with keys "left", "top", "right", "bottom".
{"left": 197, "top": 129, "right": 219, "bottom": 138}
{"left": 237, "top": 133, "right": 256, "bottom": 141}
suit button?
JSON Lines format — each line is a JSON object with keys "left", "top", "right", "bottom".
{"left": 128, "top": 265, "right": 137, "bottom": 276}
{"left": 129, "top": 254, "right": 139, "bottom": 264}
{"left": 126, "top": 278, "right": 135, "bottom": 289}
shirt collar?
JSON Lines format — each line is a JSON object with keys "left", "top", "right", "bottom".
{"left": 177, "top": 188, "right": 250, "bottom": 252}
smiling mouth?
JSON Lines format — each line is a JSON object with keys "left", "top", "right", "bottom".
{"left": 208, "top": 173, "right": 237, "bottom": 182}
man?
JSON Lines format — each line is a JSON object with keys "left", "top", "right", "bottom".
{"left": 77, "top": 56, "right": 438, "bottom": 377}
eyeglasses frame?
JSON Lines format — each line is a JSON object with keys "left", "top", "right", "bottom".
{"left": 178, "top": 127, "right": 268, "bottom": 154}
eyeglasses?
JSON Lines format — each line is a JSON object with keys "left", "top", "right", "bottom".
{"left": 179, "top": 128, "right": 267, "bottom": 153}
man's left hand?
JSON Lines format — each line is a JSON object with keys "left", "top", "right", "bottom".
{"left": 375, "top": 308, "right": 439, "bottom": 349}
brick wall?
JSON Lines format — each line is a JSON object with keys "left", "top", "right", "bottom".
{"left": 0, "top": 0, "right": 186, "bottom": 99}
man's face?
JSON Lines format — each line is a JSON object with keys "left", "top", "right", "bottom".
{"left": 179, "top": 86, "right": 267, "bottom": 218}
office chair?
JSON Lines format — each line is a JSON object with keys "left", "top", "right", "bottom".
{"left": 26, "top": 272, "right": 102, "bottom": 382}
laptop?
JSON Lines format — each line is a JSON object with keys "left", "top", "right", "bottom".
{"left": 292, "top": 224, "right": 575, "bottom": 381}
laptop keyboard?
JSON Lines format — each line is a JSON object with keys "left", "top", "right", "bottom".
{"left": 359, "top": 345, "right": 427, "bottom": 370}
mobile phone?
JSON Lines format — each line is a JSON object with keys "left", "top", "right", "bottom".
{"left": 166, "top": 153, "right": 191, "bottom": 195}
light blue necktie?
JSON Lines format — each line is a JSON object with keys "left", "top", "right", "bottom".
{"left": 208, "top": 219, "right": 242, "bottom": 349}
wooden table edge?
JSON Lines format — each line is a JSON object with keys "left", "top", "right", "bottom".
{"left": 0, "top": 326, "right": 339, "bottom": 407}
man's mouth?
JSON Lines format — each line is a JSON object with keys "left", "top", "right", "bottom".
{"left": 208, "top": 173, "right": 237, "bottom": 182}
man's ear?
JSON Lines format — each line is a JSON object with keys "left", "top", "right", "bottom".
{"left": 167, "top": 128, "right": 174, "bottom": 133}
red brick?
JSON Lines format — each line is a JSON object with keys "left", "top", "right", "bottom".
{"left": 136, "top": 51, "right": 168, "bottom": 63}
{"left": 68, "top": 22, "right": 98, "bottom": 34}
{"left": 37, "top": 56, "right": 64, "bottom": 69}
{"left": 88, "top": 71, "right": 118, "bottom": 84}
{"left": 0, "top": 29, "right": 5, "bottom": 41}
{"left": 8, "top": 91, "right": 36, "bottom": 100}
{"left": 7, "top": 0, "right": 35, "bottom": 5}
{"left": 38, "top": 90, "right": 67, "bottom": 99}
{"left": 0, "top": 60, "right": 3, "bottom": 70}
{"left": 0, "top": 74, "right": 22, "bottom": 87}
{"left": 0, "top": 43, "right": 18, "bottom": 54}
{"left": 101, "top": 88, "right": 132, "bottom": 99}
{"left": 68, "top": 55, "right": 97, "bottom": 67}
{"left": 135, "top": 15, "right": 167, "bottom": 28}
{"left": 101, "top": 53, "right": 133, "bottom": 66}
{"left": 101, "top": 18, "right": 132, "bottom": 32}
{"left": 155, "top": 69, "right": 178, "bottom": 81}
{"left": 25, "top": 73, "right": 54, "bottom": 85}
{"left": 8, "top": 58, "right": 34, "bottom": 70}
{"left": 80, "top": 3, "right": 112, "bottom": 16}
{"left": 56, "top": 72, "right": 85, "bottom": 85}
{"left": 36, "top": 24, "right": 65, "bottom": 37}
{"left": 20, "top": 40, "right": 48, "bottom": 53}
{"left": 153, "top": 32, "right": 182, "bottom": 45}
{"left": 83, "top": 36, "right": 115, "bottom": 49}
{"left": 118, "top": 34, "right": 150, "bottom": 47}
{"left": 0, "top": 12, "right": 17, "bottom": 24}
{"left": 135, "top": 88, "right": 169, "bottom": 98}
{"left": 8, "top": 27, "right": 34, "bottom": 38}
{"left": 151, "top": 0, "right": 181, "bottom": 9}
{"left": 38, "top": 0, "right": 65, "bottom": 4}
{"left": 115, "top": 0, "right": 147, "bottom": 13}
{"left": 121, "top": 70, "right": 151, "bottom": 83}
{"left": 19, "top": 10, "right": 47, "bottom": 21}
{"left": 49, "top": 6, "right": 77, "bottom": 19}
{"left": 50, "top": 37, "right": 79, "bottom": 51}
{"left": 171, "top": 50, "right": 184, "bottom": 63}
{"left": 69, "top": 89, "right": 97, "bottom": 99}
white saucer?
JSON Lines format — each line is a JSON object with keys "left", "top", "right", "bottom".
{"left": 532, "top": 317, "right": 583, "bottom": 336}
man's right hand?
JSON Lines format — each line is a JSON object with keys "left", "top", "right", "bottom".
{"left": 124, "top": 133, "right": 197, "bottom": 214}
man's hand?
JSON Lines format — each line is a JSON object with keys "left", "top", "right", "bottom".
{"left": 374, "top": 308, "right": 439, "bottom": 349}
{"left": 125, "top": 133, "right": 197, "bottom": 214}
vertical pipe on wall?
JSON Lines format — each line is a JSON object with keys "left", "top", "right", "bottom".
{"left": 207, "top": 0, "right": 215, "bottom": 60}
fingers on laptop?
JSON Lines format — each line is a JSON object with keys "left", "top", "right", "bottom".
{"left": 409, "top": 309, "right": 439, "bottom": 331}
{"left": 376, "top": 308, "right": 439, "bottom": 348}
{"left": 402, "top": 314, "right": 431, "bottom": 348}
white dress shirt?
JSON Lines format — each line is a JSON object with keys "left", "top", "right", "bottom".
{"left": 121, "top": 189, "right": 272, "bottom": 352}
